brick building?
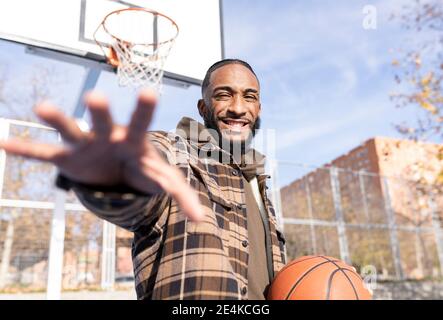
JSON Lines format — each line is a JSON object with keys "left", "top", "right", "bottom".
{"left": 281, "top": 136, "right": 442, "bottom": 223}
{"left": 280, "top": 137, "right": 443, "bottom": 280}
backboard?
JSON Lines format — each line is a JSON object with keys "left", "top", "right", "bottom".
{"left": 0, "top": 0, "right": 224, "bottom": 86}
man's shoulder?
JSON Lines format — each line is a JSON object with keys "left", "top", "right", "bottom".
{"left": 146, "top": 130, "right": 188, "bottom": 145}
{"left": 146, "top": 130, "right": 176, "bottom": 145}
{"left": 147, "top": 129, "right": 171, "bottom": 139}
{"left": 146, "top": 130, "right": 191, "bottom": 162}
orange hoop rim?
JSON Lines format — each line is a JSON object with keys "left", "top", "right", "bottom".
{"left": 100, "top": 7, "right": 179, "bottom": 47}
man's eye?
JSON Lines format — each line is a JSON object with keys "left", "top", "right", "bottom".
{"left": 245, "top": 95, "right": 257, "bottom": 100}
{"left": 216, "top": 93, "right": 230, "bottom": 98}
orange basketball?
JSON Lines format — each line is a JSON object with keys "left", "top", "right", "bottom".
{"left": 267, "top": 255, "right": 372, "bottom": 300}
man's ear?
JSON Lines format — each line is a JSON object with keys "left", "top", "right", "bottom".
{"left": 197, "top": 99, "right": 207, "bottom": 118}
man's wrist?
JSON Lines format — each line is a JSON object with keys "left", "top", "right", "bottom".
{"left": 55, "top": 173, "right": 153, "bottom": 198}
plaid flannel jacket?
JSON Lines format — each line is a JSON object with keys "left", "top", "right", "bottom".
{"left": 68, "top": 117, "right": 287, "bottom": 300}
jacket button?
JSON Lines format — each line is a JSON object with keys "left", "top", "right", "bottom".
{"left": 242, "top": 240, "right": 248, "bottom": 247}
{"left": 232, "top": 170, "right": 238, "bottom": 176}
{"left": 241, "top": 286, "right": 247, "bottom": 295}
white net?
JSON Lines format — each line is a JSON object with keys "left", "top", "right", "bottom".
{"left": 95, "top": 8, "right": 179, "bottom": 92}
{"left": 111, "top": 40, "right": 174, "bottom": 92}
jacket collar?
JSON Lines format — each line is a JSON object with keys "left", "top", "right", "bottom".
{"left": 175, "top": 117, "right": 267, "bottom": 181}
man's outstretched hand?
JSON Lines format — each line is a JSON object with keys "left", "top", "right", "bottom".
{"left": 0, "top": 89, "right": 204, "bottom": 221}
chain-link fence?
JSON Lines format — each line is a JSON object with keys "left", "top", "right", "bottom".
{"left": 271, "top": 161, "right": 443, "bottom": 282}
{"left": 0, "top": 119, "right": 132, "bottom": 296}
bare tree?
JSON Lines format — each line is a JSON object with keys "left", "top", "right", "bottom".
{"left": 391, "top": 0, "right": 443, "bottom": 193}
{"left": 0, "top": 65, "right": 65, "bottom": 290}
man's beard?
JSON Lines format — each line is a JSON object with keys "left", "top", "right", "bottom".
{"left": 203, "top": 107, "right": 261, "bottom": 156}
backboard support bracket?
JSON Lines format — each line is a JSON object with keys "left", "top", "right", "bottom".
{"left": 25, "top": 45, "right": 196, "bottom": 88}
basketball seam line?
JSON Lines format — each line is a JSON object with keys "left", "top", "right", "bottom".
{"left": 320, "top": 255, "right": 360, "bottom": 300}
{"left": 326, "top": 268, "right": 347, "bottom": 300}
{"left": 284, "top": 260, "right": 333, "bottom": 300}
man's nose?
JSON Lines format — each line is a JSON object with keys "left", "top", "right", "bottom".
{"left": 227, "top": 96, "right": 246, "bottom": 115}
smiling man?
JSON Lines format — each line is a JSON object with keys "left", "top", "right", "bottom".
{"left": 0, "top": 58, "right": 286, "bottom": 300}
{"left": 198, "top": 59, "right": 262, "bottom": 145}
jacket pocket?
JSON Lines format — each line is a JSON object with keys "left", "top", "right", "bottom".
{"left": 189, "top": 161, "right": 234, "bottom": 210}
{"left": 187, "top": 219, "right": 222, "bottom": 236}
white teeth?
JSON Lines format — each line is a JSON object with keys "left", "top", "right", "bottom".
{"left": 226, "top": 120, "right": 247, "bottom": 127}
{"left": 222, "top": 119, "right": 249, "bottom": 132}
{"left": 228, "top": 121, "right": 244, "bottom": 128}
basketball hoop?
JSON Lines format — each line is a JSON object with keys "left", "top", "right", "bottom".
{"left": 94, "top": 8, "right": 179, "bottom": 92}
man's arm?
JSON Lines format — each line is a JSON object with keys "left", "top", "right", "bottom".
{"left": 57, "top": 131, "right": 175, "bottom": 232}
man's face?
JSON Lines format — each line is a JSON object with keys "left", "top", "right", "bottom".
{"left": 199, "top": 64, "right": 261, "bottom": 144}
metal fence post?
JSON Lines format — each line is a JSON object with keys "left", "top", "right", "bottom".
{"left": 381, "top": 177, "right": 404, "bottom": 280}
{"left": 0, "top": 119, "right": 14, "bottom": 289}
{"left": 46, "top": 189, "right": 66, "bottom": 299}
{"left": 0, "top": 118, "right": 9, "bottom": 288}
{"left": 358, "top": 170, "right": 380, "bottom": 266}
{"left": 269, "top": 159, "right": 284, "bottom": 231}
{"left": 46, "top": 132, "right": 67, "bottom": 300}
{"left": 329, "top": 167, "right": 351, "bottom": 264}
{"left": 0, "top": 119, "right": 9, "bottom": 199}
{"left": 429, "top": 195, "right": 443, "bottom": 277}
{"left": 358, "top": 170, "right": 371, "bottom": 223}
{"left": 101, "top": 220, "right": 116, "bottom": 290}
{"left": 0, "top": 120, "right": 10, "bottom": 289}
{"left": 304, "top": 177, "right": 318, "bottom": 254}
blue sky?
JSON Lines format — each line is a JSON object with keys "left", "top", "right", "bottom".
{"left": 0, "top": 0, "right": 431, "bottom": 187}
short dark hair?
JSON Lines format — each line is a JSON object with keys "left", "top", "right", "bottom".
{"left": 201, "top": 59, "right": 259, "bottom": 96}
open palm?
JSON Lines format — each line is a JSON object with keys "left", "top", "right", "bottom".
{"left": 0, "top": 89, "right": 204, "bottom": 221}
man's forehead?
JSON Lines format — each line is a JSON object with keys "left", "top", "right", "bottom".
{"left": 209, "top": 64, "right": 259, "bottom": 90}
